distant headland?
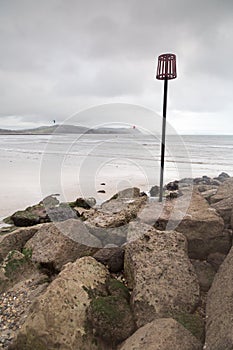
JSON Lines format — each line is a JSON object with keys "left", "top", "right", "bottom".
{"left": 0, "top": 124, "right": 141, "bottom": 135}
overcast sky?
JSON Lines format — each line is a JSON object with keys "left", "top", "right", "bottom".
{"left": 0, "top": 0, "right": 233, "bottom": 134}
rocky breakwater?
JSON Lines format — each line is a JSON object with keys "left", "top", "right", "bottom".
{"left": 0, "top": 174, "right": 233, "bottom": 349}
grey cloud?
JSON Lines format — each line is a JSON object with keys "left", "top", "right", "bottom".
{"left": 0, "top": 0, "right": 232, "bottom": 133}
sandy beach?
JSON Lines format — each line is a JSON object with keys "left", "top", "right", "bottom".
{"left": 0, "top": 134, "right": 233, "bottom": 220}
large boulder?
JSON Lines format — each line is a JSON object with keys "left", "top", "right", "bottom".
{"left": 155, "top": 190, "right": 225, "bottom": 260}
{"left": 124, "top": 227, "right": 200, "bottom": 328}
{"left": 118, "top": 318, "right": 202, "bottom": 350}
{"left": 86, "top": 188, "right": 147, "bottom": 229}
{"left": 25, "top": 219, "right": 102, "bottom": 271}
{"left": 0, "top": 225, "right": 40, "bottom": 262}
{"left": 205, "top": 245, "right": 233, "bottom": 349}
{"left": 9, "top": 257, "right": 109, "bottom": 350}
{"left": 210, "top": 177, "right": 233, "bottom": 203}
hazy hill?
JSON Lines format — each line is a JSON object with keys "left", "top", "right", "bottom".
{"left": 0, "top": 124, "right": 141, "bottom": 135}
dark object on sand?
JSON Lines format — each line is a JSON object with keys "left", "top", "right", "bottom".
{"left": 98, "top": 190, "right": 106, "bottom": 194}
{"left": 149, "top": 185, "right": 159, "bottom": 197}
{"left": 166, "top": 180, "right": 179, "bottom": 191}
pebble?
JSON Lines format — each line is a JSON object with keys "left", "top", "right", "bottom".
{"left": 0, "top": 279, "right": 42, "bottom": 348}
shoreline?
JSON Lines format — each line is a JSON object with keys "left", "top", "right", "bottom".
{"left": 0, "top": 172, "right": 230, "bottom": 231}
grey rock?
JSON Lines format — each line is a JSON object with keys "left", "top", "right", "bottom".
{"left": 0, "top": 225, "right": 40, "bottom": 262}
{"left": 118, "top": 318, "right": 202, "bottom": 350}
{"left": 25, "top": 219, "right": 102, "bottom": 271}
{"left": 211, "top": 196, "right": 233, "bottom": 228}
{"left": 111, "top": 187, "right": 141, "bottom": 199}
{"left": 93, "top": 247, "right": 124, "bottom": 272}
{"left": 154, "top": 190, "right": 225, "bottom": 260}
{"left": 124, "top": 228, "right": 200, "bottom": 328}
{"left": 207, "top": 252, "right": 226, "bottom": 272}
{"left": 47, "top": 204, "right": 78, "bottom": 222}
{"left": 86, "top": 190, "right": 147, "bottom": 230}
{"left": 200, "top": 188, "right": 218, "bottom": 203}
{"left": 9, "top": 257, "right": 109, "bottom": 350}
{"left": 191, "top": 260, "right": 216, "bottom": 292}
{"left": 149, "top": 185, "right": 159, "bottom": 197}
{"left": 205, "top": 245, "right": 233, "bottom": 349}
{"left": 85, "top": 223, "right": 128, "bottom": 246}
{"left": 210, "top": 177, "right": 233, "bottom": 203}
{"left": 214, "top": 172, "right": 230, "bottom": 183}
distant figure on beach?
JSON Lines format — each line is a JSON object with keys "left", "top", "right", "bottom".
{"left": 53, "top": 120, "right": 56, "bottom": 124}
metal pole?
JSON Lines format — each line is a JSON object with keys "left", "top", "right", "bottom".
{"left": 159, "top": 77, "right": 168, "bottom": 202}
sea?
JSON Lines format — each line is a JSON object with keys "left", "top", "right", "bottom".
{"left": 0, "top": 134, "right": 233, "bottom": 220}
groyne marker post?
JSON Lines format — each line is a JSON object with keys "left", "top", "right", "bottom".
{"left": 156, "top": 53, "right": 177, "bottom": 202}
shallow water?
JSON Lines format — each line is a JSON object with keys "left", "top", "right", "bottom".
{"left": 0, "top": 134, "right": 232, "bottom": 218}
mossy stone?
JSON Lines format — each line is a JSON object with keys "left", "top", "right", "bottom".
{"left": 87, "top": 295, "right": 135, "bottom": 345}
{"left": 174, "top": 313, "right": 205, "bottom": 343}
{"left": 107, "top": 278, "right": 130, "bottom": 301}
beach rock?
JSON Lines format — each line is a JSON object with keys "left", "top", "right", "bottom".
{"left": 211, "top": 196, "right": 233, "bottom": 227}
{"left": 154, "top": 190, "right": 225, "bottom": 260}
{"left": 194, "top": 176, "right": 211, "bottom": 185}
{"left": 197, "top": 184, "right": 218, "bottom": 192}
{"left": 46, "top": 203, "right": 78, "bottom": 222}
{"left": 179, "top": 178, "right": 193, "bottom": 186}
{"left": 210, "top": 179, "right": 222, "bottom": 186}
{"left": 137, "top": 200, "right": 164, "bottom": 227}
{"left": 9, "top": 257, "right": 109, "bottom": 350}
{"left": 0, "top": 249, "right": 48, "bottom": 293}
{"left": 205, "top": 245, "right": 233, "bottom": 349}
{"left": 72, "top": 197, "right": 96, "bottom": 209}
{"left": 207, "top": 252, "right": 226, "bottom": 272}
{"left": 11, "top": 204, "right": 49, "bottom": 226}
{"left": 10, "top": 194, "right": 81, "bottom": 227}
{"left": 86, "top": 189, "right": 147, "bottom": 230}
{"left": 210, "top": 177, "right": 233, "bottom": 203}
{"left": 149, "top": 185, "right": 159, "bottom": 197}
{"left": 191, "top": 260, "right": 216, "bottom": 292}
{"left": 25, "top": 219, "right": 101, "bottom": 271}
{"left": 110, "top": 187, "right": 141, "bottom": 199}
{"left": 41, "top": 195, "right": 60, "bottom": 207}
{"left": 126, "top": 220, "right": 155, "bottom": 242}
{"left": 118, "top": 318, "right": 202, "bottom": 350}
{"left": 85, "top": 223, "right": 128, "bottom": 246}
{"left": 214, "top": 171, "right": 230, "bottom": 183}
{"left": 0, "top": 225, "right": 40, "bottom": 262}
{"left": 166, "top": 180, "right": 179, "bottom": 191}
{"left": 93, "top": 247, "right": 124, "bottom": 272}
{"left": 124, "top": 228, "right": 199, "bottom": 328}
{"left": 200, "top": 188, "right": 218, "bottom": 203}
